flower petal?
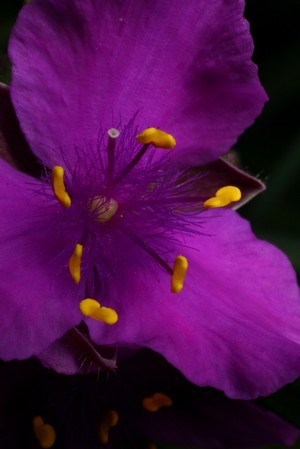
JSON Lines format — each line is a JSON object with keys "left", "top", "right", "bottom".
{"left": 0, "top": 161, "right": 81, "bottom": 360}
{"left": 89, "top": 209, "right": 300, "bottom": 399}
{"left": 1, "top": 352, "right": 299, "bottom": 449}
{"left": 9, "top": 0, "right": 266, "bottom": 169}
{"left": 145, "top": 402, "right": 299, "bottom": 448}
{"left": 120, "top": 350, "right": 300, "bottom": 448}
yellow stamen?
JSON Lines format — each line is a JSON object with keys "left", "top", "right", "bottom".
{"left": 171, "top": 255, "right": 188, "bottom": 293}
{"left": 136, "top": 128, "right": 176, "bottom": 149}
{"left": 33, "top": 416, "right": 56, "bottom": 449}
{"left": 147, "top": 445, "right": 158, "bottom": 449}
{"left": 79, "top": 298, "right": 118, "bottom": 325}
{"left": 98, "top": 410, "right": 119, "bottom": 444}
{"left": 51, "top": 166, "right": 71, "bottom": 208}
{"left": 203, "top": 186, "right": 241, "bottom": 208}
{"left": 143, "top": 393, "right": 173, "bottom": 412}
{"left": 69, "top": 243, "right": 83, "bottom": 283}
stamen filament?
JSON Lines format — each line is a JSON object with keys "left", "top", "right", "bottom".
{"left": 114, "top": 143, "right": 150, "bottom": 185}
{"left": 67, "top": 327, "right": 117, "bottom": 371}
{"left": 121, "top": 195, "right": 207, "bottom": 210}
{"left": 107, "top": 128, "right": 120, "bottom": 188}
{"left": 114, "top": 128, "right": 176, "bottom": 185}
{"left": 51, "top": 166, "right": 71, "bottom": 208}
{"left": 118, "top": 223, "right": 173, "bottom": 275}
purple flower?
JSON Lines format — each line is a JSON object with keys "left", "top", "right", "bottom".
{"left": 0, "top": 350, "right": 299, "bottom": 449}
{"left": 0, "top": 0, "right": 299, "bottom": 400}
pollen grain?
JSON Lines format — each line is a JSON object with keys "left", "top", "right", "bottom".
{"left": 51, "top": 166, "right": 71, "bottom": 208}
{"left": 136, "top": 128, "right": 176, "bottom": 149}
{"left": 171, "top": 255, "right": 188, "bottom": 293}
{"left": 79, "top": 298, "right": 118, "bottom": 325}
{"left": 143, "top": 393, "right": 173, "bottom": 412}
{"left": 98, "top": 410, "right": 119, "bottom": 444}
{"left": 69, "top": 244, "right": 83, "bottom": 283}
{"left": 203, "top": 185, "right": 241, "bottom": 208}
{"left": 33, "top": 416, "right": 56, "bottom": 449}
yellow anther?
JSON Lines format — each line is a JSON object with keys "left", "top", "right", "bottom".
{"left": 51, "top": 166, "right": 71, "bottom": 208}
{"left": 203, "top": 186, "right": 242, "bottom": 208}
{"left": 69, "top": 244, "right": 83, "bottom": 283}
{"left": 33, "top": 416, "right": 56, "bottom": 449}
{"left": 143, "top": 393, "right": 173, "bottom": 412}
{"left": 98, "top": 410, "right": 119, "bottom": 444}
{"left": 171, "top": 255, "right": 188, "bottom": 293}
{"left": 136, "top": 128, "right": 176, "bottom": 149}
{"left": 79, "top": 298, "right": 118, "bottom": 325}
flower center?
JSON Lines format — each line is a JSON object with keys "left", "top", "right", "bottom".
{"left": 49, "top": 125, "right": 241, "bottom": 327}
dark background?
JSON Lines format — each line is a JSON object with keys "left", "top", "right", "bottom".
{"left": 239, "top": 0, "right": 300, "bottom": 281}
{"left": 0, "top": 1, "right": 300, "bottom": 448}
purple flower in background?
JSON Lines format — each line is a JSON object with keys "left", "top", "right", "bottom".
{"left": 0, "top": 0, "right": 300, "bottom": 400}
{"left": 0, "top": 350, "right": 299, "bottom": 449}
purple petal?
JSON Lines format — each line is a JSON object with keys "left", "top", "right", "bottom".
{"left": 9, "top": 0, "right": 266, "bottom": 169}
{"left": 140, "top": 395, "right": 299, "bottom": 448}
{"left": 0, "top": 161, "right": 81, "bottom": 360}
{"left": 121, "top": 350, "right": 299, "bottom": 448}
{"left": 3, "top": 353, "right": 298, "bottom": 449}
{"left": 89, "top": 209, "right": 300, "bottom": 399}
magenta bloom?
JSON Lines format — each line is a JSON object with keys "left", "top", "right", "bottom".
{"left": 0, "top": 0, "right": 300, "bottom": 400}
{"left": 0, "top": 350, "right": 299, "bottom": 449}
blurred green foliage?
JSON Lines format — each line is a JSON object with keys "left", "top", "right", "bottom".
{"left": 0, "top": 1, "right": 299, "bottom": 448}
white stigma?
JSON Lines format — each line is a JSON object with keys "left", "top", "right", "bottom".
{"left": 108, "top": 128, "right": 120, "bottom": 139}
